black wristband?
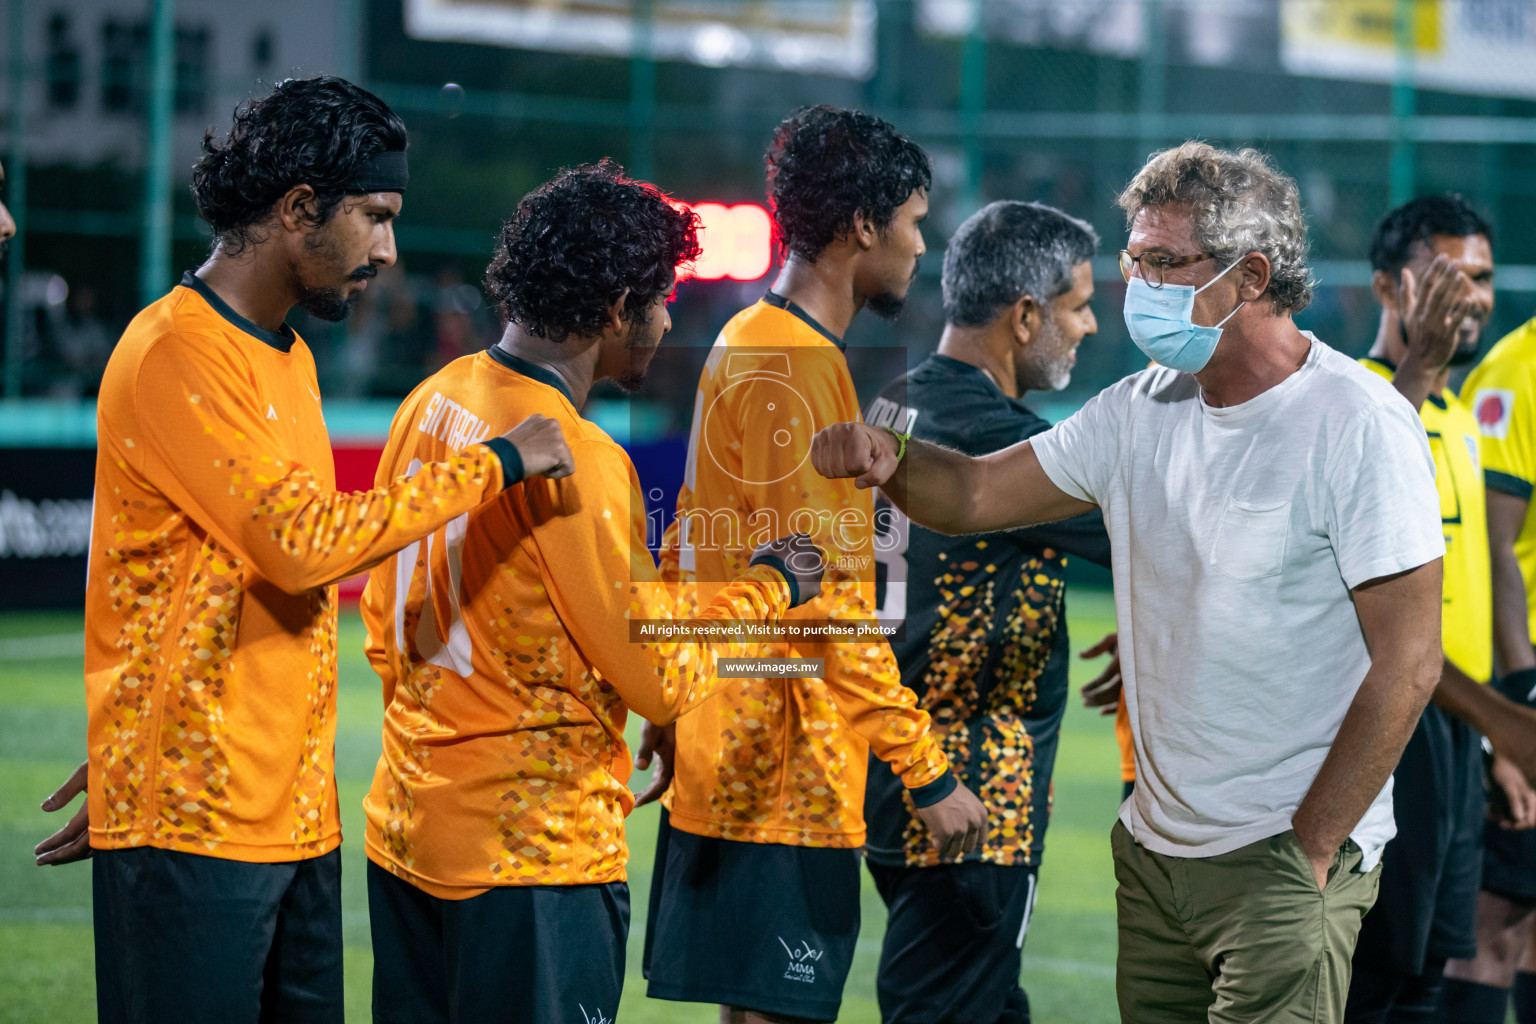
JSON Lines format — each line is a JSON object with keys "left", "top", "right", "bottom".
{"left": 482, "top": 437, "right": 524, "bottom": 490}
{"left": 907, "top": 770, "right": 959, "bottom": 809}
{"left": 1497, "top": 667, "right": 1536, "bottom": 708}
{"left": 748, "top": 552, "right": 801, "bottom": 608}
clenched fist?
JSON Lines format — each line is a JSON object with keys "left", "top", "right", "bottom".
{"left": 502, "top": 414, "right": 574, "bottom": 480}
{"left": 810, "top": 422, "right": 901, "bottom": 489}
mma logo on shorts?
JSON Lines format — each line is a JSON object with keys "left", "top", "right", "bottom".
{"left": 577, "top": 1005, "right": 611, "bottom": 1024}
{"left": 778, "top": 936, "right": 823, "bottom": 984}
{"left": 1475, "top": 388, "right": 1515, "bottom": 440}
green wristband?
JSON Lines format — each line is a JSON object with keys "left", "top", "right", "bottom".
{"left": 879, "top": 425, "right": 909, "bottom": 463}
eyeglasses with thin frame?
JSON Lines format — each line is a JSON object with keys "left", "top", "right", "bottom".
{"left": 1118, "top": 249, "right": 1216, "bottom": 289}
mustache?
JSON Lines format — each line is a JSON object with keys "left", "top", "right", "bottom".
{"left": 348, "top": 265, "right": 378, "bottom": 282}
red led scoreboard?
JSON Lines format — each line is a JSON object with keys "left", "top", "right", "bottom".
{"left": 674, "top": 201, "right": 773, "bottom": 282}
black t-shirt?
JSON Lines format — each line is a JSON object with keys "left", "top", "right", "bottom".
{"left": 864, "top": 354, "right": 1111, "bottom": 868}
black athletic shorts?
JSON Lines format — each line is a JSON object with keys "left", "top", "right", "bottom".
{"left": 93, "top": 846, "right": 343, "bottom": 1024}
{"left": 367, "top": 860, "right": 628, "bottom": 1024}
{"left": 642, "top": 808, "right": 861, "bottom": 1021}
{"left": 1481, "top": 666, "right": 1536, "bottom": 905}
{"left": 1351, "top": 702, "right": 1484, "bottom": 977}
{"left": 1483, "top": 820, "right": 1536, "bottom": 904}
{"left": 867, "top": 860, "right": 1038, "bottom": 1024}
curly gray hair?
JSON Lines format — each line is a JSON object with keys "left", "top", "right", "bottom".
{"left": 1118, "top": 142, "right": 1313, "bottom": 315}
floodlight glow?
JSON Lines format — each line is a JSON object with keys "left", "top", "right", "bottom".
{"left": 676, "top": 202, "right": 773, "bottom": 282}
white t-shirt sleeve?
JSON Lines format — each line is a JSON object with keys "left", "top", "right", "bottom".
{"left": 1030, "top": 380, "right": 1128, "bottom": 505}
{"left": 1326, "top": 398, "right": 1446, "bottom": 590}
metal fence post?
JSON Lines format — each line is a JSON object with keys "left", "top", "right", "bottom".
{"left": 630, "top": 0, "right": 655, "bottom": 182}
{"left": 1389, "top": 0, "right": 1417, "bottom": 207}
{"left": 139, "top": 0, "right": 176, "bottom": 308}
{"left": 958, "top": 0, "right": 986, "bottom": 218}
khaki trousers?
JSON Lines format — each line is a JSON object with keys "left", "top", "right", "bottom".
{"left": 1112, "top": 819, "right": 1380, "bottom": 1023}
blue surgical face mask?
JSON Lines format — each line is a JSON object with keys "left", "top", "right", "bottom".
{"left": 1122, "top": 257, "right": 1246, "bottom": 373}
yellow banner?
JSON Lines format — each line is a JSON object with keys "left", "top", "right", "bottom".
{"left": 1283, "top": 0, "right": 1442, "bottom": 53}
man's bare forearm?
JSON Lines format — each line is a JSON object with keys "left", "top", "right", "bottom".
{"left": 812, "top": 422, "right": 1092, "bottom": 534}
{"left": 1433, "top": 658, "right": 1509, "bottom": 736}
{"left": 1433, "top": 660, "right": 1536, "bottom": 784}
{"left": 1492, "top": 542, "right": 1536, "bottom": 674}
{"left": 879, "top": 437, "right": 992, "bottom": 535}
{"left": 1292, "top": 646, "right": 1438, "bottom": 860}
{"left": 1292, "top": 562, "right": 1442, "bottom": 869}
{"left": 884, "top": 438, "right": 1091, "bottom": 536}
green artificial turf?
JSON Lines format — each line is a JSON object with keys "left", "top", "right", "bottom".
{"left": 0, "top": 590, "right": 1124, "bottom": 1023}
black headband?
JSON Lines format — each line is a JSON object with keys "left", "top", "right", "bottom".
{"left": 345, "top": 150, "right": 408, "bottom": 194}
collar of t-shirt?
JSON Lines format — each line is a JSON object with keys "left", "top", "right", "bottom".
{"left": 1197, "top": 331, "right": 1319, "bottom": 425}
{"left": 762, "top": 291, "right": 845, "bottom": 351}
{"left": 179, "top": 271, "right": 296, "bottom": 353}
{"left": 925, "top": 353, "right": 1035, "bottom": 415}
{"left": 485, "top": 344, "right": 577, "bottom": 405}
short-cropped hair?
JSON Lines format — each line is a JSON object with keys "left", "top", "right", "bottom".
{"left": 942, "top": 200, "right": 1099, "bottom": 327}
{"left": 1369, "top": 194, "right": 1493, "bottom": 277}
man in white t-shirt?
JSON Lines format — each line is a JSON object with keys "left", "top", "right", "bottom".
{"left": 809, "top": 141, "right": 1446, "bottom": 1023}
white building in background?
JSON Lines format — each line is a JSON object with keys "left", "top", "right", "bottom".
{"left": 1, "top": 0, "right": 353, "bottom": 172}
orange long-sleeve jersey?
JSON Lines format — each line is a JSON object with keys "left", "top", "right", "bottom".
{"left": 660, "top": 294, "right": 953, "bottom": 848}
{"left": 85, "top": 273, "right": 509, "bottom": 863}
{"left": 361, "top": 347, "right": 798, "bottom": 897}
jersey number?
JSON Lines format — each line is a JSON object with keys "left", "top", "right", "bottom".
{"left": 393, "top": 459, "right": 475, "bottom": 676}
{"left": 873, "top": 497, "right": 909, "bottom": 626}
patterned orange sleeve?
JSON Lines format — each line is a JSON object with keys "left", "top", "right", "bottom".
{"left": 735, "top": 359, "right": 951, "bottom": 791}
{"left": 529, "top": 439, "right": 794, "bottom": 725}
{"left": 122, "top": 333, "right": 506, "bottom": 595}
{"left": 360, "top": 573, "right": 397, "bottom": 707}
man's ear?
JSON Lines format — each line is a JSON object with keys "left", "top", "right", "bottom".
{"left": 1236, "top": 252, "right": 1272, "bottom": 302}
{"left": 1370, "top": 268, "right": 1399, "bottom": 309}
{"left": 276, "top": 184, "right": 321, "bottom": 233}
{"left": 852, "top": 210, "right": 879, "bottom": 252}
{"left": 604, "top": 288, "right": 631, "bottom": 334}
{"left": 1013, "top": 294, "right": 1040, "bottom": 346}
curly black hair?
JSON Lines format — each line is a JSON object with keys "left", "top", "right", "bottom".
{"left": 764, "top": 105, "right": 931, "bottom": 264}
{"left": 191, "top": 76, "right": 407, "bottom": 255}
{"left": 1369, "top": 194, "right": 1493, "bottom": 276}
{"left": 483, "top": 160, "right": 701, "bottom": 342}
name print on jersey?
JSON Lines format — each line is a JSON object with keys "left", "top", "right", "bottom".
{"left": 417, "top": 391, "right": 492, "bottom": 450}
{"left": 865, "top": 395, "right": 919, "bottom": 434}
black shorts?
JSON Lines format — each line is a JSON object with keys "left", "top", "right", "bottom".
{"left": 642, "top": 808, "right": 861, "bottom": 1021}
{"left": 367, "top": 860, "right": 628, "bottom": 1024}
{"left": 1482, "top": 820, "right": 1536, "bottom": 904}
{"left": 93, "top": 846, "right": 343, "bottom": 1024}
{"left": 1351, "top": 702, "right": 1484, "bottom": 976}
{"left": 867, "top": 860, "right": 1038, "bottom": 1024}
{"left": 1482, "top": 665, "right": 1536, "bottom": 905}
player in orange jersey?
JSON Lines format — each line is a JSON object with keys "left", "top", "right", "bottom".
{"left": 32, "top": 77, "right": 570, "bottom": 1024}
{"left": 640, "top": 106, "right": 985, "bottom": 1024}
{"left": 360, "top": 160, "right": 824, "bottom": 1024}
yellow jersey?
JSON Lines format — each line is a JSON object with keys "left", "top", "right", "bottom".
{"left": 1363, "top": 357, "right": 1491, "bottom": 682}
